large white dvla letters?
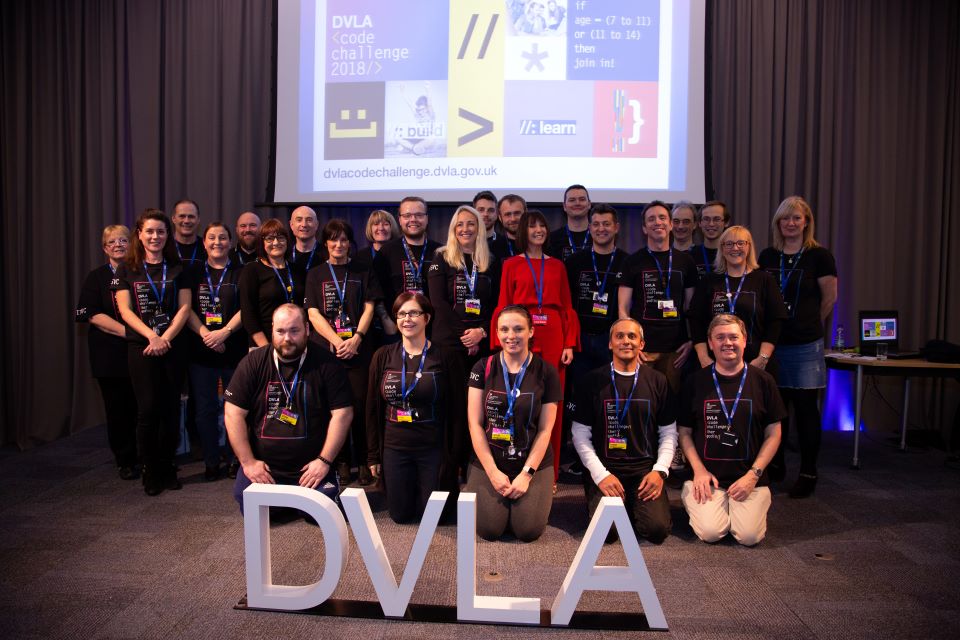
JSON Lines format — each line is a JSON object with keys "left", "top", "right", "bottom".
{"left": 241, "top": 485, "right": 667, "bottom": 628}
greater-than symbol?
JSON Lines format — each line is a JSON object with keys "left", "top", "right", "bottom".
{"left": 457, "top": 108, "right": 494, "bottom": 146}
{"left": 457, "top": 13, "right": 499, "bottom": 60}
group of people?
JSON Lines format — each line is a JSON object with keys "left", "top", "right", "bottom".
{"left": 76, "top": 186, "right": 837, "bottom": 547}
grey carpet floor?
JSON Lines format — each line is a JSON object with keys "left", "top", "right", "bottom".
{"left": 1, "top": 426, "right": 959, "bottom": 640}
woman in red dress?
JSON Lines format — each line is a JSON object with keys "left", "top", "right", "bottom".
{"left": 493, "top": 210, "right": 580, "bottom": 487}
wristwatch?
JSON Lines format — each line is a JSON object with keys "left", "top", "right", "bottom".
{"left": 522, "top": 465, "right": 535, "bottom": 477}
{"left": 750, "top": 466, "right": 763, "bottom": 478}
{"left": 656, "top": 470, "right": 668, "bottom": 480}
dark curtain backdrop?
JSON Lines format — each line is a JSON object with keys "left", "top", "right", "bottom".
{"left": 2, "top": 0, "right": 958, "bottom": 448}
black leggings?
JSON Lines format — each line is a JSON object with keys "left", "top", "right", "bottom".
{"left": 778, "top": 387, "right": 822, "bottom": 476}
{"left": 336, "top": 363, "right": 370, "bottom": 469}
{"left": 96, "top": 376, "right": 138, "bottom": 467}
{"left": 127, "top": 344, "right": 185, "bottom": 468}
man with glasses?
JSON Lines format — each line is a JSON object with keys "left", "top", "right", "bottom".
{"left": 548, "top": 184, "right": 591, "bottom": 261}
{"left": 691, "top": 201, "right": 732, "bottom": 278}
{"left": 373, "top": 196, "right": 441, "bottom": 305}
{"left": 490, "top": 194, "right": 526, "bottom": 261}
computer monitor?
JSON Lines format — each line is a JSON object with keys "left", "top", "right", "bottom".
{"left": 858, "top": 310, "right": 899, "bottom": 356}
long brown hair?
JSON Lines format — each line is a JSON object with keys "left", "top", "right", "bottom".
{"left": 126, "top": 209, "right": 179, "bottom": 272}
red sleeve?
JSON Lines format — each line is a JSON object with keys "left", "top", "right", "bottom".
{"left": 552, "top": 260, "right": 581, "bottom": 350}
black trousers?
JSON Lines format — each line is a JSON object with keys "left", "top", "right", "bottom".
{"left": 382, "top": 446, "right": 442, "bottom": 524}
{"left": 583, "top": 464, "right": 671, "bottom": 544}
{"left": 777, "top": 387, "right": 822, "bottom": 476}
{"left": 127, "top": 344, "right": 184, "bottom": 468}
{"left": 95, "top": 376, "right": 138, "bottom": 467}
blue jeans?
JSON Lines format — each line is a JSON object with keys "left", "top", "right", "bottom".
{"left": 188, "top": 363, "right": 235, "bottom": 467}
{"left": 233, "top": 466, "right": 340, "bottom": 515}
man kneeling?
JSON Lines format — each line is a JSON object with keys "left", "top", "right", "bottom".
{"left": 572, "top": 318, "right": 677, "bottom": 544}
{"left": 677, "top": 314, "right": 784, "bottom": 546}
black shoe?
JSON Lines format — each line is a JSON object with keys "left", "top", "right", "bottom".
{"left": 788, "top": 474, "right": 817, "bottom": 499}
{"left": 118, "top": 465, "right": 139, "bottom": 481}
{"left": 358, "top": 466, "right": 375, "bottom": 486}
{"left": 142, "top": 467, "right": 163, "bottom": 496}
{"left": 336, "top": 462, "right": 353, "bottom": 484}
{"left": 164, "top": 464, "right": 183, "bottom": 491}
{"left": 227, "top": 460, "right": 240, "bottom": 479}
{"left": 204, "top": 464, "right": 221, "bottom": 482}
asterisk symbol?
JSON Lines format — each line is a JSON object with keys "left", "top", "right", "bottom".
{"left": 522, "top": 43, "right": 547, "bottom": 72}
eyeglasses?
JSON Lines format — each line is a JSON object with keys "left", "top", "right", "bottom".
{"left": 396, "top": 310, "right": 425, "bottom": 319}
{"left": 399, "top": 213, "right": 426, "bottom": 220}
{"left": 264, "top": 236, "right": 287, "bottom": 244}
{"left": 721, "top": 240, "right": 750, "bottom": 249}
{"left": 105, "top": 238, "right": 129, "bottom": 246}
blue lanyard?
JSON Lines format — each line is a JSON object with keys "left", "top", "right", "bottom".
{"left": 591, "top": 247, "right": 616, "bottom": 298}
{"left": 370, "top": 246, "right": 377, "bottom": 260}
{"left": 779, "top": 249, "right": 804, "bottom": 294}
{"left": 610, "top": 362, "right": 641, "bottom": 427}
{"left": 327, "top": 262, "right": 348, "bottom": 308}
{"left": 723, "top": 273, "right": 746, "bottom": 313}
{"left": 401, "top": 237, "right": 426, "bottom": 284}
{"left": 700, "top": 245, "right": 711, "bottom": 274}
{"left": 274, "top": 350, "right": 305, "bottom": 409}
{"left": 463, "top": 259, "right": 478, "bottom": 297}
{"left": 176, "top": 241, "right": 198, "bottom": 262}
{"left": 294, "top": 245, "right": 317, "bottom": 271}
{"left": 108, "top": 263, "right": 117, "bottom": 274}
{"left": 143, "top": 261, "right": 167, "bottom": 307}
{"left": 500, "top": 352, "right": 531, "bottom": 430}
{"left": 236, "top": 248, "right": 254, "bottom": 265}
{"left": 646, "top": 247, "right": 673, "bottom": 299}
{"left": 204, "top": 260, "right": 230, "bottom": 302}
{"left": 523, "top": 253, "right": 546, "bottom": 313}
{"left": 711, "top": 364, "right": 749, "bottom": 427}
{"left": 566, "top": 226, "right": 590, "bottom": 252}
{"left": 401, "top": 342, "right": 429, "bottom": 405}
{"left": 507, "top": 239, "right": 515, "bottom": 257}
{"left": 271, "top": 264, "right": 294, "bottom": 302}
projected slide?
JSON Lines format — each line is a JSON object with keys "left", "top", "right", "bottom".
{"left": 274, "top": 0, "right": 706, "bottom": 204}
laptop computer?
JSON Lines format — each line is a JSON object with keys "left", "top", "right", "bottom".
{"left": 857, "top": 310, "right": 919, "bottom": 358}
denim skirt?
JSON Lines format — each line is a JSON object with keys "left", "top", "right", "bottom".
{"left": 774, "top": 340, "right": 826, "bottom": 389}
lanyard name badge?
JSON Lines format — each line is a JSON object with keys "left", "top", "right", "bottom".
{"left": 493, "top": 352, "right": 531, "bottom": 457}
{"left": 700, "top": 244, "right": 712, "bottom": 275}
{"left": 402, "top": 237, "right": 426, "bottom": 294}
{"left": 327, "top": 262, "right": 353, "bottom": 338}
{"left": 295, "top": 245, "right": 317, "bottom": 272}
{"left": 723, "top": 273, "right": 746, "bottom": 314}
{"left": 608, "top": 363, "right": 641, "bottom": 451}
{"left": 204, "top": 261, "right": 230, "bottom": 325}
{"left": 398, "top": 342, "right": 429, "bottom": 422}
{"left": 566, "top": 226, "right": 590, "bottom": 253}
{"left": 273, "top": 350, "right": 306, "bottom": 426}
{"left": 711, "top": 364, "right": 748, "bottom": 432}
{"left": 177, "top": 241, "right": 198, "bottom": 263}
{"left": 143, "top": 261, "right": 170, "bottom": 334}
{"left": 272, "top": 264, "right": 295, "bottom": 303}
{"left": 524, "top": 253, "right": 548, "bottom": 325}
{"left": 779, "top": 249, "right": 803, "bottom": 314}
{"left": 463, "top": 260, "right": 481, "bottom": 315}
{"left": 590, "top": 247, "right": 616, "bottom": 315}
{"left": 648, "top": 248, "right": 677, "bottom": 317}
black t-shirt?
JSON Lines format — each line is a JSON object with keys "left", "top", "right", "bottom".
{"left": 758, "top": 246, "right": 837, "bottom": 345}
{"left": 365, "top": 342, "right": 460, "bottom": 461}
{"left": 427, "top": 253, "right": 500, "bottom": 352}
{"left": 229, "top": 245, "right": 259, "bottom": 268}
{"left": 224, "top": 346, "right": 353, "bottom": 479}
{"left": 620, "top": 248, "right": 698, "bottom": 352}
{"left": 689, "top": 271, "right": 788, "bottom": 361}
{"left": 573, "top": 364, "right": 675, "bottom": 474}
{"left": 290, "top": 244, "right": 323, "bottom": 279}
{"left": 238, "top": 261, "right": 307, "bottom": 346}
{"left": 76, "top": 264, "right": 128, "bottom": 377}
{"left": 187, "top": 261, "right": 247, "bottom": 368}
{"left": 175, "top": 239, "right": 207, "bottom": 273}
{"left": 488, "top": 233, "right": 518, "bottom": 262}
{"left": 548, "top": 226, "right": 591, "bottom": 261}
{"left": 690, "top": 244, "right": 718, "bottom": 280}
{"left": 373, "top": 236, "right": 442, "bottom": 306}
{"left": 352, "top": 245, "right": 379, "bottom": 274}
{"left": 112, "top": 261, "right": 189, "bottom": 344}
{"left": 677, "top": 365, "right": 786, "bottom": 487}
{"left": 304, "top": 260, "right": 381, "bottom": 358}
{"left": 468, "top": 354, "right": 561, "bottom": 476}
{"left": 564, "top": 247, "right": 627, "bottom": 336}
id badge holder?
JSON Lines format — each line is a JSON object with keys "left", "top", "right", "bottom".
{"left": 205, "top": 311, "right": 223, "bottom": 325}
{"left": 659, "top": 299, "right": 678, "bottom": 318}
{"left": 464, "top": 298, "right": 481, "bottom": 315}
{"left": 396, "top": 408, "right": 414, "bottom": 423}
{"left": 278, "top": 407, "right": 299, "bottom": 426}
{"left": 592, "top": 291, "right": 609, "bottom": 303}
{"left": 151, "top": 312, "right": 171, "bottom": 335}
{"left": 335, "top": 313, "right": 354, "bottom": 339}
{"left": 591, "top": 302, "right": 608, "bottom": 316}
{"left": 608, "top": 437, "right": 628, "bottom": 451}
{"left": 532, "top": 313, "right": 548, "bottom": 326}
